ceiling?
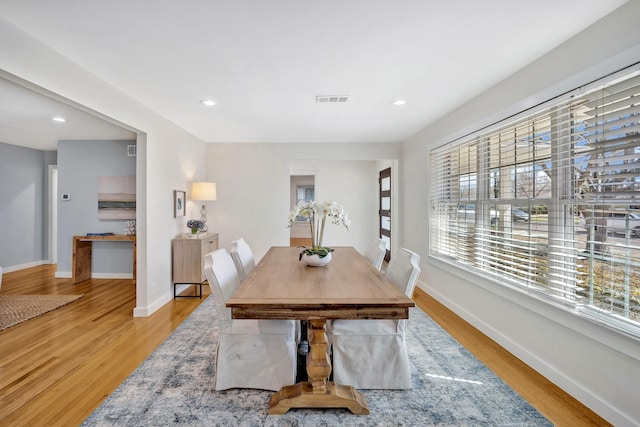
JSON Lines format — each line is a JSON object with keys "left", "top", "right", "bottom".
{"left": 0, "top": 0, "right": 629, "bottom": 151}
{"left": 0, "top": 78, "right": 135, "bottom": 151}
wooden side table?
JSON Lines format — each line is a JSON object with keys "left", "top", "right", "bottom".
{"left": 72, "top": 235, "right": 136, "bottom": 284}
{"left": 172, "top": 233, "right": 218, "bottom": 298}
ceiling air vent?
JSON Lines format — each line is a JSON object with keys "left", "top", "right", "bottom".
{"left": 316, "top": 95, "right": 350, "bottom": 104}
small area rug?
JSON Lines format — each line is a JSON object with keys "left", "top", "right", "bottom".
{"left": 0, "top": 294, "right": 83, "bottom": 331}
{"left": 83, "top": 297, "right": 551, "bottom": 426}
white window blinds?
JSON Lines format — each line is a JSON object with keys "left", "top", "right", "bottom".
{"left": 430, "top": 66, "right": 640, "bottom": 335}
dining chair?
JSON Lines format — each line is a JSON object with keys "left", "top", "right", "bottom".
{"left": 328, "top": 247, "right": 421, "bottom": 389}
{"left": 230, "top": 238, "right": 255, "bottom": 280}
{"left": 363, "top": 237, "right": 386, "bottom": 271}
{"left": 204, "top": 248, "right": 298, "bottom": 391}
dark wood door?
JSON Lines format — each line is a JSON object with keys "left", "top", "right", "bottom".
{"left": 379, "top": 167, "right": 391, "bottom": 262}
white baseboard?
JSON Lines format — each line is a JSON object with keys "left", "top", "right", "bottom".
{"left": 3, "top": 260, "right": 45, "bottom": 273}
{"left": 133, "top": 292, "right": 172, "bottom": 317}
{"left": 416, "top": 281, "right": 636, "bottom": 426}
{"left": 88, "top": 273, "right": 134, "bottom": 279}
{"left": 54, "top": 272, "right": 133, "bottom": 279}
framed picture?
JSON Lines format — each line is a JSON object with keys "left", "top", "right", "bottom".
{"left": 98, "top": 176, "right": 136, "bottom": 220}
{"left": 174, "top": 190, "right": 186, "bottom": 218}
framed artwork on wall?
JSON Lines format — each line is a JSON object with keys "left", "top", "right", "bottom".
{"left": 174, "top": 190, "right": 186, "bottom": 218}
{"left": 98, "top": 175, "right": 136, "bottom": 220}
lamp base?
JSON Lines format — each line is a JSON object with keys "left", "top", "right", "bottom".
{"left": 200, "top": 203, "right": 209, "bottom": 232}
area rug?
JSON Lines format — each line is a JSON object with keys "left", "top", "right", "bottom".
{"left": 0, "top": 294, "right": 83, "bottom": 331}
{"left": 83, "top": 297, "right": 551, "bottom": 426}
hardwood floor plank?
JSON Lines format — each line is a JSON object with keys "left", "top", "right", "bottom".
{"left": 0, "top": 265, "right": 207, "bottom": 427}
{"left": 290, "top": 237, "right": 312, "bottom": 247}
{"left": 0, "top": 265, "right": 610, "bottom": 426}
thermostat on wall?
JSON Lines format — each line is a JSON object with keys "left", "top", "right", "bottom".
{"left": 61, "top": 193, "right": 71, "bottom": 201}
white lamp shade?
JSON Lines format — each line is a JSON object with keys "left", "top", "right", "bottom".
{"left": 191, "top": 182, "right": 217, "bottom": 201}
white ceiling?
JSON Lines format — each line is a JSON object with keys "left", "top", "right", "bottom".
{"left": 0, "top": 78, "right": 135, "bottom": 150}
{"left": 0, "top": 0, "right": 628, "bottom": 151}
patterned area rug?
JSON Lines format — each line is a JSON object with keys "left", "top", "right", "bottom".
{"left": 83, "top": 297, "right": 551, "bottom": 426}
{"left": 0, "top": 294, "right": 83, "bottom": 331}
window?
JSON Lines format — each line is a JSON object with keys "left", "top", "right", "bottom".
{"left": 430, "top": 66, "right": 640, "bottom": 336}
{"left": 296, "top": 185, "right": 314, "bottom": 203}
{"left": 295, "top": 185, "right": 315, "bottom": 221}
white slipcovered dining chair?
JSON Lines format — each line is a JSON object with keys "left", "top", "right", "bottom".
{"left": 363, "top": 237, "right": 386, "bottom": 271}
{"left": 204, "top": 249, "right": 298, "bottom": 391}
{"left": 328, "top": 248, "right": 421, "bottom": 389}
{"left": 230, "top": 238, "right": 255, "bottom": 281}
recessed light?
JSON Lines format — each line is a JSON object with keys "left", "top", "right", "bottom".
{"left": 392, "top": 100, "right": 406, "bottom": 106}
{"left": 52, "top": 117, "right": 66, "bottom": 122}
{"left": 201, "top": 99, "right": 216, "bottom": 106}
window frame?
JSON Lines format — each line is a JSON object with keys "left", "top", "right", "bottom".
{"left": 429, "top": 63, "right": 640, "bottom": 339}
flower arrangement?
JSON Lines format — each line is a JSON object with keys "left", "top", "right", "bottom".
{"left": 287, "top": 200, "right": 351, "bottom": 258}
{"left": 186, "top": 219, "right": 204, "bottom": 234}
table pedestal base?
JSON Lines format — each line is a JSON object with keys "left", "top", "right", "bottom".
{"left": 268, "top": 381, "right": 369, "bottom": 415}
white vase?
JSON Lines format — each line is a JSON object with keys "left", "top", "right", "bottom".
{"left": 301, "top": 251, "right": 332, "bottom": 267}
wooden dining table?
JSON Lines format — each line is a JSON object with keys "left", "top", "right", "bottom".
{"left": 225, "top": 246, "right": 415, "bottom": 415}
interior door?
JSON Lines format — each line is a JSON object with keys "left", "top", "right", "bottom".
{"left": 379, "top": 167, "right": 391, "bottom": 262}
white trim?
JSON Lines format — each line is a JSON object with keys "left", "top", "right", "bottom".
{"left": 52, "top": 271, "right": 133, "bottom": 280}
{"left": 48, "top": 165, "right": 58, "bottom": 264}
{"left": 3, "top": 261, "right": 45, "bottom": 273}
{"left": 418, "top": 276, "right": 637, "bottom": 427}
{"left": 426, "top": 255, "right": 640, "bottom": 360}
{"left": 420, "top": 247, "right": 640, "bottom": 425}
{"left": 87, "top": 273, "right": 134, "bottom": 280}
{"left": 133, "top": 292, "right": 172, "bottom": 317}
{"left": 428, "top": 63, "right": 640, "bottom": 348}
{"left": 427, "top": 53, "right": 640, "bottom": 154}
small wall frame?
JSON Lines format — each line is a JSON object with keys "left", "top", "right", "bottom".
{"left": 174, "top": 190, "right": 186, "bottom": 218}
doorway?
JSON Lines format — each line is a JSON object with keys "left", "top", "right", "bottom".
{"left": 48, "top": 165, "right": 58, "bottom": 264}
{"left": 289, "top": 175, "right": 315, "bottom": 247}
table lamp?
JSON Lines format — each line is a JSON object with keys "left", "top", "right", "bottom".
{"left": 191, "top": 181, "right": 217, "bottom": 232}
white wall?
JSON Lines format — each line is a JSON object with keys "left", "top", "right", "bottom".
{"left": 401, "top": 2, "right": 640, "bottom": 425}
{"left": 0, "top": 18, "right": 206, "bottom": 316}
{"left": 299, "top": 159, "right": 378, "bottom": 250}
{"left": 204, "top": 143, "right": 399, "bottom": 262}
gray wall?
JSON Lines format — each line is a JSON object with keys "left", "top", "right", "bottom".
{"left": 0, "top": 142, "right": 56, "bottom": 270}
{"left": 57, "top": 139, "right": 136, "bottom": 277}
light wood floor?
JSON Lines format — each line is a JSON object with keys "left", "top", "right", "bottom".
{"left": 0, "top": 264, "right": 609, "bottom": 426}
{"left": 290, "top": 237, "right": 312, "bottom": 247}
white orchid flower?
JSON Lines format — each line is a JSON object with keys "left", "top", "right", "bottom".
{"left": 287, "top": 200, "right": 350, "bottom": 248}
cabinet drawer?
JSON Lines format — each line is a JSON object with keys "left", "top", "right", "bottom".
{"left": 201, "top": 234, "right": 218, "bottom": 256}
